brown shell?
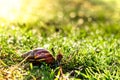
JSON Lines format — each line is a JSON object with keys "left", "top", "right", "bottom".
{"left": 22, "top": 48, "right": 55, "bottom": 64}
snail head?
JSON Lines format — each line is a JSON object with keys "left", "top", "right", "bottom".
{"left": 56, "top": 52, "right": 63, "bottom": 66}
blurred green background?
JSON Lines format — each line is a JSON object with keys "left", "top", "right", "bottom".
{"left": 0, "top": 0, "right": 120, "bottom": 25}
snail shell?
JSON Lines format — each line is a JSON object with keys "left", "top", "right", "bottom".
{"left": 22, "top": 48, "right": 55, "bottom": 64}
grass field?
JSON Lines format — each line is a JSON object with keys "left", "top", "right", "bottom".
{"left": 0, "top": 0, "right": 120, "bottom": 80}
{"left": 0, "top": 22, "right": 120, "bottom": 80}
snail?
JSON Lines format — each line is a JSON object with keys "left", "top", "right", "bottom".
{"left": 22, "top": 48, "right": 67, "bottom": 79}
{"left": 21, "top": 48, "right": 63, "bottom": 66}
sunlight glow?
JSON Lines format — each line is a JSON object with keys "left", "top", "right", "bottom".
{"left": 0, "top": 0, "right": 21, "bottom": 21}
{"left": 0, "top": 0, "right": 57, "bottom": 23}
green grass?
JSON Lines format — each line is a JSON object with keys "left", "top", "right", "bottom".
{"left": 0, "top": 21, "right": 120, "bottom": 80}
{"left": 0, "top": 0, "right": 120, "bottom": 79}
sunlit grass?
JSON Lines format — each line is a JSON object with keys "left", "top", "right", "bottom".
{"left": 0, "top": 21, "right": 120, "bottom": 79}
{"left": 0, "top": 0, "right": 120, "bottom": 79}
